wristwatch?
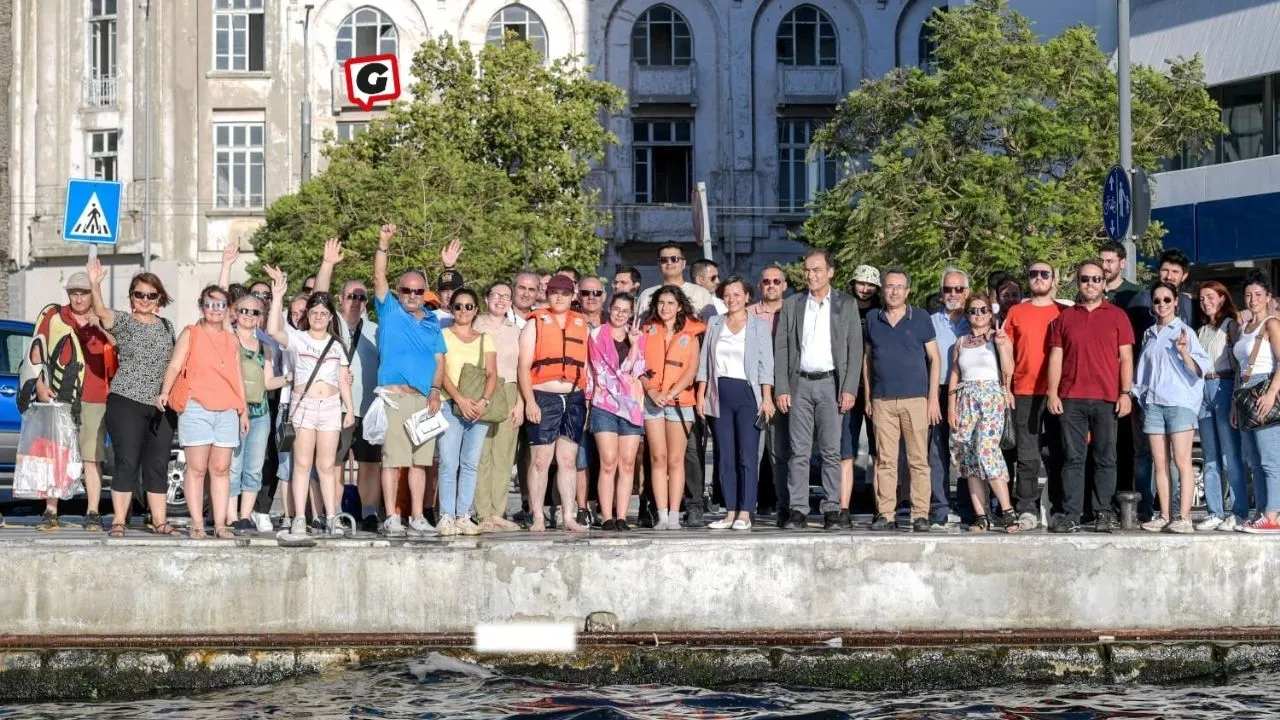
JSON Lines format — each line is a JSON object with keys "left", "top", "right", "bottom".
{"left": 479, "top": 397, "right": 491, "bottom": 406}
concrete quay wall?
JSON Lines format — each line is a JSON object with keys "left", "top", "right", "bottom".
{"left": 4, "top": 532, "right": 1277, "bottom": 636}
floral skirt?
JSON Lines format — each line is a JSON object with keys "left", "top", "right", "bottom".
{"left": 950, "top": 380, "right": 1009, "bottom": 483}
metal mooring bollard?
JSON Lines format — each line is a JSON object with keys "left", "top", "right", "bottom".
{"left": 1116, "top": 492, "right": 1141, "bottom": 531}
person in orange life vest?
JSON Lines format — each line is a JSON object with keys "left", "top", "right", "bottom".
{"left": 518, "top": 273, "right": 590, "bottom": 532}
{"left": 640, "top": 285, "right": 706, "bottom": 530}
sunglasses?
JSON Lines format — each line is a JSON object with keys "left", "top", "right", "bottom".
{"left": 1078, "top": 275, "right": 1104, "bottom": 285}
{"left": 942, "top": 285, "right": 967, "bottom": 295}
{"left": 658, "top": 256, "right": 683, "bottom": 265}
{"left": 761, "top": 278, "right": 784, "bottom": 286}
{"left": 399, "top": 287, "right": 426, "bottom": 296}
{"left": 451, "top": 303, "right": 476, "bottom": 312}
{"left": 580, "top": 290, "right": 605, "bottom": 298}
{"left": 132, "top": 291, "right": 160, "bottom": 301}
{"left": 1153, "top": 296, "right": 1176, "bottom": 306}
{"left": 346, "top": 292, "right": 367, "bottom": 302}
{"left": 966, "top": 306, "right": 992, "bottom": 316}
{"left": 203, "top": 300, "right": 228, "bottom": 311}
{"left": 252, "top": 291, "right": 273, "bottom": 302}
{"left": 238, "top": 308, "right": 263, "bottom": 317}
{"left": 1028, "top": 269, "right": 1053, "bottom": 280}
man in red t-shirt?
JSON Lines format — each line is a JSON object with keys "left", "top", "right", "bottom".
{"left": 1003, "top": 261, "right": 1067, "bottom": 530}
{"left": 1046, "top": 259, "right": 1135, "bottom": 534}
{"left": 33, "top": 272, "right": 113, "bottom": 532}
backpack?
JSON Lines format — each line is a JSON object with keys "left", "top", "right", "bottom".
{"left": 20, "top": 304, "right": 86, "bottom": 425}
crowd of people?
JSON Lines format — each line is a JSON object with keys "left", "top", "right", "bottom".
{"left": 11, "top": 228, "right": 1280, "bottom": 538}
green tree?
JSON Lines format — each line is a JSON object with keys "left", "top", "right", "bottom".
{"left": 252, "top": 35, "right": 625, "bottom": 294}
{"left": 804, "top": 0, "right": 1223, "bottom": 291}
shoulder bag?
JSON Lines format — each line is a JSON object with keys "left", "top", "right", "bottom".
{"left": 990, "top": 335, "right": 1017, "bottom": 451}
{"left": 279, "top": 335, "right": 336, "bottom": 453}
{"left": 456, "top": 333, "right": 510, "bottom": 423}
{"left": 1232, "top": 321, "right": 1280, "bottom": 431}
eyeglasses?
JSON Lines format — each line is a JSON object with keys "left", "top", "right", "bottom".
{"left": 1078, "top": 275, "right": 1104, "bottom": 285}
{"left": 580, "top": 290, "right": 605, "bottom": 298}
{"left": 966, "top": 306, "right": 992, "bottom": 316}
{"left": 451, "top": 303, "right": 476, "bottom": 312}
{"left": 489, "top": 293, "right": 511, "bottom": 302}
{"left": 610, "top": 305, "right": 633, "bottom": 314}
{"left": 399, "top": 287, "right": 426, "bottom": 296}
{"left": 1152, "top": 296, "right": 1176, "bottom": 306}
{"left": 132, "top": 291, "right": 160, "bottom": 301}
{"left": 203, "top": 300, "right": 228, "bottom": 311}
{"left": 761, "top": 278, "right": 784, "bottom": 286}
{"left": 238, "top": 308, "right": 263, "bottom": 317}
{"left": 658, "top": 256, "right": 683, "bottom": 265}
{"left": 346, "top": 292, "right": 367, "bottom": 302}
{"left": 1028, "top": 269, "right": 1053, "bottom": 280}
{"left": 942, "top": 285, "right": 967, "bottom": 295}
{"left": 252, "top": 291, "right": 272, "bottom": 302}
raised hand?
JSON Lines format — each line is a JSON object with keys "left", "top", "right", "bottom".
{"left": 379, "top": 224, "right": 397, "bottom": 245}
{"left": 221, "top": 242, "right": 239, "bottom": 267}
{"left": 1175, "top": 328, "right": 1189, "bottom": 355}
{"left": 322, "top": 237, "right": 344, "bottom": 265}
{"left": 263, "top": 265, "right": 287, "bottom": 295}
{"left": 441, "top": 237, "right": 462, "bottom": 269}
{"left": 86, "top": 257, "right": 107, "bottom": 285}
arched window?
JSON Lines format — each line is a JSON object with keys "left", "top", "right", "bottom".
{"left": 776, "top": 5, "right": 836, "bottom": 67}
{"left": 631, "top": 4, "right": 692, "bottom": 66}
{"left": 486, "top": 5, "right": 548, "bottom": 58}
{"left": 336, "top": 7, "right": 398, "bottom": 63}
{"left": 918, "top": 7, "right": 946, "bottom": 71}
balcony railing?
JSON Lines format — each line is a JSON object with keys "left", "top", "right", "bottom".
{"left": 84, "top": 75, "right": 117, "bottom": 107}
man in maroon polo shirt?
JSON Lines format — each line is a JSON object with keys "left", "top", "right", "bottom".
{"left": 1046, "top": 258, "right": 1135, "bottom": 534}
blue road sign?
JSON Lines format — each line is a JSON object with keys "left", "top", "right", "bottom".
{"left": 63, "top": 179, "right": 122, "bottom": 245}
{"left": 1102, "top": 165, "right": 1132, "bottom": 242}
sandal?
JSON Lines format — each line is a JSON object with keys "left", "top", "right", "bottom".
{"left": 108, "top": 524, "right": 127, "bottom": 538}
{"left": 189, "top": 526, "right": 208, "bottom": 539}
{"left": 214, "top": 526, "right": 234, "bottom": 540}
{"left": 151, "top": 522, "right": 181, "bottom": 536}
{"left": 968, "top": 515, "right": 990, "bottom": 533}
{"left": 1001, "top": 509, "right": 1021, "bottom": 534}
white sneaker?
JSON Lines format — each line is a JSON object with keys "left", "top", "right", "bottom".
{"left": 380, "top": 515, "right": 407, "bottom": 538}
{"left": 325, "top": 515, "right": 343, "bottom": 537}
{"left": 290, "top": 515, "right": 308, "bottom": 537}
{"left": 653, "top": 511, "right": 670, "bottom": 531}
{"left": 1195, "top": 515, "right": 1223, "bottom": 532}
{"left": 731, "top": 519, "right": 752, "bottom": 531}
{"left": 1017, "top": 512, "right": 1038, "bottom": 531}
{"left": 436, "top": 515, "right": 456, "bottom": 537}
{"left": 708, "top": 518, "right": 734, "bottom": 530}
{"left": 1167, "top": 518, "right": 1194, "bottom": 534}
{"left": 455, "top": 516, "right": 480, "bottom": 536}
{"left": 251, "top": 512, "right": 273, "bottom": 533}
{"left": 409, "top": 515, "right": 439, "bottom": 537}
{"left": 1141, "top": 514, "right": 1168, "bottom": 532}
{"left": 1218, "top": 516, "right": 1240, "bottom": 532}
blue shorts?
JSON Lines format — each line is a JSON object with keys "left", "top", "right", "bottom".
{"left": 840, "top": 403, "right": 877, "bottom": 460}
{"left": 178, "top": 399, "right": 240, "bottom": 449}
{"left": 1142, "top": 403, "right": 1198, "bottom": 435}
{"left": 642, "top": 398, "right": 695, "bottom": 423}
{"left": 525, "top": 390, "right": 586, "bottom": 447}
{"left": 590, "top": 409, "right": 644, "bottom": 437}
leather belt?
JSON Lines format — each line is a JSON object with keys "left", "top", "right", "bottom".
{"left": 1205, "top": 372, "right": 1235, "bottom": 380}
{"left": 798, "top": 370, "right": 835, "bottom": 380}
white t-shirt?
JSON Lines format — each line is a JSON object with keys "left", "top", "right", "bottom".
{"left": 638, "top": 281, "right": 715, "bottom": 319}
{"left": 714, "top": 322, "right": 748, "bottom": 380}
{"left": 285, "top": 325, "right": 349, "bottom": 391}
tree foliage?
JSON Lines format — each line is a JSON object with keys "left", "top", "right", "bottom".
{"left": 804, "top": 0, "right": 1223, "bottom": 290}
{"left": 252, "top": 36, "right": 625, "bottom": 295}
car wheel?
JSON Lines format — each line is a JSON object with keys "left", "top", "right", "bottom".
{"left": 165, "top": 449, "right": 211, "bottom": 518}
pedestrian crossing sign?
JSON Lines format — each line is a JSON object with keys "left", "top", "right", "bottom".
{"left": 63, "top": 179, "right": 122, "bottom": 245}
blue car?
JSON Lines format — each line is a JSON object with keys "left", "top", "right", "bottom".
{"left": 0, "top": 319, "right": 34, "bottom": 476}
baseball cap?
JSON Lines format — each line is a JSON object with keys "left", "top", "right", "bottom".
{"left": 437, "top": 269, "right": 464, "bottom": 292}
{"left": 546, "top": 274, "right": 576, "bottom": 295}
{"left": 423, "top": 290, "right": 442, "bottom": 309}
{"left": 852, "top": 265, "right": 881, "bottom": 288}
{"left": 65, "top": 272, "right": 92, "bottom": 292}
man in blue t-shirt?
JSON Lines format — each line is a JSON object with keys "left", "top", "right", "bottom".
{"left": 373, "top": 223, "right": 447, "bottom": 538}
{"left": 862, "top": 268, "right": 941, "bottom": 532}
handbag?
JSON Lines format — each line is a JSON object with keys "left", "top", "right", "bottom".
{"left": 279, "top": 335, "right": 336, "bottom": 453}
{"left": 1233, "top": 327, "right": 1280, "bottom": 430}
{"left": 456, "top": 333, "right": 510, "bottom": 423}
{"left": 991, "top": 334, "right": 1017, "bottom": 451}
{"left": 335, "top": 322, "right": 363, "bottom": 461}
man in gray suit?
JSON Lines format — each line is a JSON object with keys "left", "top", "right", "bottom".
{"left": 774, "top": 249, "right": 864, "bottom": 530}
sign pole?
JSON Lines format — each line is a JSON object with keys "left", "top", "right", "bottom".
{"left": 1118, "top": 0, "right": 1136, "bottom": 281}
{"left": 301, "top": 4, "right": 314, "bottom": 183}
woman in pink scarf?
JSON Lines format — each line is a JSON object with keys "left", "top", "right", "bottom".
{"left": 587, "top": 293, "right": 647, "bottom": 530}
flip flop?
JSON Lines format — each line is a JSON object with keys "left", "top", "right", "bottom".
{"left": 151, "top": 522, "right": 182, "bottom": 536}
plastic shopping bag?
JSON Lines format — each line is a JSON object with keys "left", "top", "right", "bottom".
{"left": 14, "top": 402, "right": 83, "bottom": 501}
{"left": 362, "top": 389, "right": 396, "bottom": 446}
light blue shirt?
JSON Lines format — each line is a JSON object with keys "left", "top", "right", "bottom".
{"left": 1133, "top": 317, "right": 1210, "bottom": 412}
{"left": 338, "top": 313, "right": 380, "bottom": 416}
{"left": 930, "top": 311, "right": 969, "bottom": 382}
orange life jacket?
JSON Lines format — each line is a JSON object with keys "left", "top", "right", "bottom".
{"left": 528, "top": 308, "right": 590, "bottom": 390}
{"left": 641, "top": 318, "right": 705, "bottom": 407}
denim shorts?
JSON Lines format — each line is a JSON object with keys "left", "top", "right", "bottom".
{"left": 178, "top": 399, "right": 240, "bottom": 448}
{"left": 1143, "top": 402, "right": 1199, "bottom": 435}
{"left": 590, "top": 409, "right": 644, "bottom": 437}
{"left": 642, "top": 398, "right": 695, "bottom": 423}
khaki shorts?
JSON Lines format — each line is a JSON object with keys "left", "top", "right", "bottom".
{"left": 381, "top": 390, "right": 436, "bottom": 468}
{"left": 79, "top": 401, "right": 107, "bottom": 462}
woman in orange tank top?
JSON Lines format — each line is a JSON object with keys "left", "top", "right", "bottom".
{"left": 640, "top": 285, "right": 705, "bottom": 530}
{"left": 158, "top": 285, "right": 248, "bottom": 539}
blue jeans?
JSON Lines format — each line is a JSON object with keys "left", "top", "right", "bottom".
{"left": 437, "top": 400, "right": 488, "bottom": 518}
{"left": 229, "top": 412, "right": 270, "bottom": 497}
{"left": 1199, "top": 379, "right": 1247, "bottom": 520}
{"left": 1132, "top": 405, "right": 1155, "bottom": 518}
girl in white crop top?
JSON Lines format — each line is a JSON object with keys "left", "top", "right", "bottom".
{"left": 946, "top": 297, "right": 1018, "bottom": 533}
{"left": 1233, "top": 274, "right": 1280, "bottom": 534}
